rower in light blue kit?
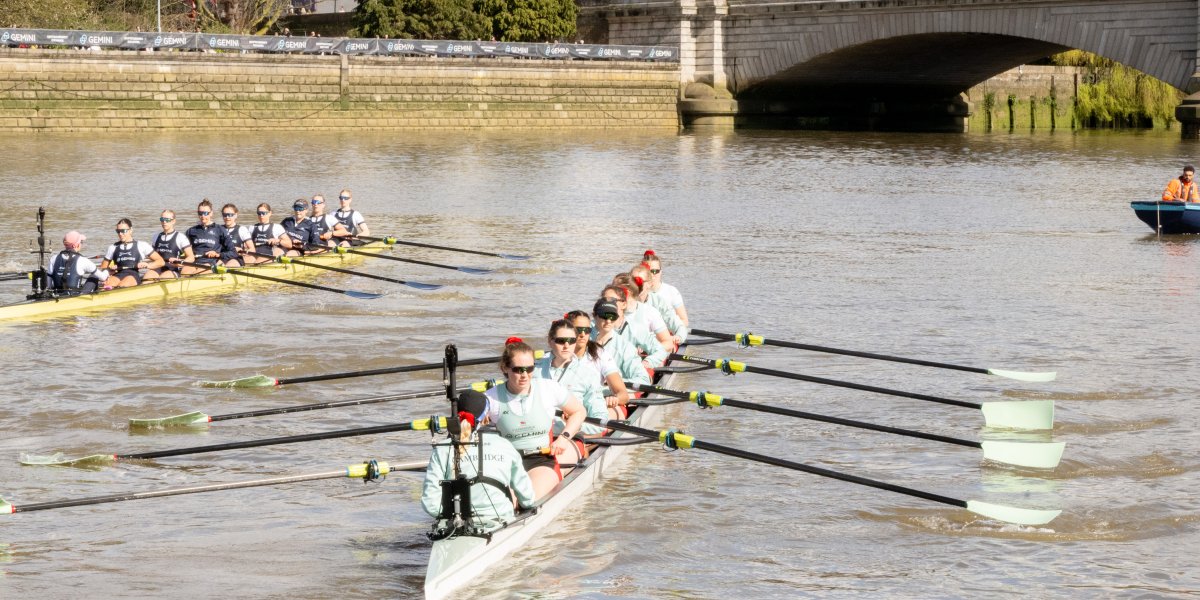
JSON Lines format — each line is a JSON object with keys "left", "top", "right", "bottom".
{"left": 535, "top": 318, "right": 608, "bottom": 436}
{"left": 567, "top": 309, "right": 631, "bottom": 419}
{"left": 590, "top": 298, "right": 651, "bottom": 390}
{"left": 421, "top": 390, "right": 535, "bottom": 531}
{"left": 641, "top": 249, "right": 688, "bottom": 328}
{"left": 600, "top": 284, "right": 668, "bottom": 372}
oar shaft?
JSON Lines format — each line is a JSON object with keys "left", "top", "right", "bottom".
{"left": 246, "top": 252, "right": 436, "bottom": 289}
{"left": 592, "top": 417, "right": 967, "bottom": 509}
{"left": 690, "top": 329, "right": 989, "bottom": 375}
{"left": 329, "top": 246, "right": 454, "bottom": 271}
{"left": 276, "top": 355, "right": 497, "bottom": 386}
{"left": 672, "top": 354, "right": 982, "bottom": 410}
{"left": 210, "top": 382, "right": 495, "bottom": 421}
{"left": 179, "top": 261, "right": 367, "bottom": 297}
{"left": 118, "top": 420, "right": 431, "bottom": 460}
{"left": 363, "top": 236, "right": 511, "bottom": 259}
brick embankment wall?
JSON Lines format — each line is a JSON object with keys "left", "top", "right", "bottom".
{"left": 0, "top": 49, "right": 682, "bottom": 132}
{"left": 964, "top": 65, "right": 1084, "bottom": 131}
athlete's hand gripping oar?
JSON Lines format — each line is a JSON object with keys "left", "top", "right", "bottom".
{"left": 313, "top": 244, "right": 492, "bottom": 274}
{"left": 198, "top": 352, "right": 540, "bottom": 388}
{"left": 245, "top": 251, "right": 442, "bottom": 290}
{"left": 20, "top": 417, "right": 450, "bottom": 467}
{"left": 359, "top": 235, "right": 530, "bottom": 261}
{"left": 178, "top": 260, "right": 384, "bottom": 299}
{"left": 689, "top": 328, "right": 1056, "bottom": 383}
{"left": 0, "top": 459, "right": 427, "bottom": 515}
{"left": 634, "top": 384, "right": 1064, "bottom": 469}
{"left": 671, "top": 354, "right": 1053, "bottom": 430}
{"left": 588, "top": 416, "right": 1061, "bottom": 526}
{"left": 131, "top": 380, "right": 502, "bottom": 428}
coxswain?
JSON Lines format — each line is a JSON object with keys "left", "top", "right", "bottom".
{"left": 483, "top": 338, "right": 587, "bottom": 500}
{"left": 99, "top": 219, "right": 164, "bottom": 288}
{"left": 641, "top": 249, "right": 688, "bottom": 328}
{"left": 280, "top": 198, "right": 314, "bottom": 257}
{"left": 182, "top": 199, "right": 238, "bottom": 275}
{"left": 332, "top": 188, "right": 369, "bottom": 245}
{"left": 566, "top": 310, "right": 631, "bottom": 418}
{"left": 589, "top": 298, "right": 652, "bottom": 391}
{"left": 534, "top": 319, "right": 608, "bottom": 439}
{"left": 420, "top": 390, "right": 536, "bottom": 531}
{"left": 629, "top": 263, "right": 686, "bottom": 345}
{"left": 305, "top": 193, "right": 347, "bottom": 253}
{"left": 147, "top": 209, "right": 193, "bottom": 280}
{"left": 1162, "top": 165, "right": 1199, "bottom": 202}
{"left": 244, "top": 202, "right": 292, "bottom": 264}
{"left": 601, "top": 283, "right": 668, "bottom": 372}
{"left": 220, "top": 203, "right": 254, "bottom": 265}
{"left": 44, "top": 231, "right": 104, "bottom": 294}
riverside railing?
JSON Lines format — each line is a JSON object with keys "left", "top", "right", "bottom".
{"left": 0, "top": 28, "right": 678, "bottom": 62}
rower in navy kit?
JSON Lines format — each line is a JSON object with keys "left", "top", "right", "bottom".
{"left": 483, "top": 338, "right": 588, "bottom": 500}
{"left": 305, "top": 194, "right": 347, "bottom": 254}
{"left": 244, "top": 202, "right": 292, "bottom": 264}
{"left": 147, "top": 209, "right": 193, "bottom": 280}
{"left": 45, "top": 231, "right": 104, "bottom": 294}
{"left": 281, "top": 198, "right": 315, "bottom": 257}
{"left": 220, "top": 203, "right": 254, "bottom": 265}
{"left": 332, "top": 189, "right": 369, "bottom": 246}
{"left": 99, "top": 219, "right": 164, "bottom": 288}
{"left": 182, "top": 199, "right": 238, "bottom": 275}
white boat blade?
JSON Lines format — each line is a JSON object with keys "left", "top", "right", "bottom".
{"left": 966, "top": 499, "right": 1061, "bottom": 526}
{"left": 980, "top": 440, "right": 1065, "bottom": 469}
{"left": 128, "top": 412, "right": 210, "bottom": 428}
{"left": 19, "top": 453, "right": 115, "bottom": 467}
{"left": 980, "top": 400, "right": 1054, "bottom": 430}
{"left": 987, "top": 368, "right": 1057, "bottom": 383}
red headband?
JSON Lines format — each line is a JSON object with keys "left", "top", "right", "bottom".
{"left": 458, "top": 410, "right": 476, "bottom": 428}
{"left": 640, "top": 261, "right": 652, "bottom": 270}
{"left": 505, "top": 336, "right": 524, "bottom": 346}
{"left": 644, "top": 249, "right": 656, "bottom": 257}
{"left": 633, "top": 276, "right": 644, "bottom": 288}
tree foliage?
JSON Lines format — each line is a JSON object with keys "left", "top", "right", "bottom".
{"left": 1051, "top": 49, "right": 1183, "bottom": 128}
{"left": 0, "top": 0, "right": 284, "bottom": 34}
{"left": 195, "top": 0, "right": 290, "bottom": 35}
{"left": 477, "top": 0, "right": 575, "bottom": 42}
{"left": 353, "top": 0, "right": 489, "bottom": 40}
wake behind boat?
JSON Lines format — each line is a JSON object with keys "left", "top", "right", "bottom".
{"left": 1130, "top": 200, "right": 1200, "bottom": 234}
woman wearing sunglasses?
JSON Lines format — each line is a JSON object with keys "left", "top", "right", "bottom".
{"left": 99, "top": 218, "right": 164, "bottom": 288}
{"left": 611, "top": 274, "right": 675, "bottom": 356}
{"left": 280, "top": 198, "right": 315, "bottom": 257}
{"left": 534, "top": 318, "right": 608, "bottom": 438}
{"left": 220, "top": 203, "right": 254, "bottom": 266}
{"left": 483, "top": 338, "right": 587, "bottom": 500}
{"left": 629, "top": 264, "right": 686, "bottom": 345}
{"left": 589, "top": 298, "right": 652, "bottom": 392}
{"left": 183, "top": 199, "right": 238, "bottom": 275}
{"left": 566, "top": 310, "right": 631, "bottom": 419}
{"left": 244, "top": 203, "right": 292, "bottom": 264}
{"left": 601, "top": 283, "right": 668, "bottom": 372}
{"left": 147, "top": 209, "right": 194, "bottom": 281}
{"left": 642, "top": 249, "right": 688, "bottom": 328}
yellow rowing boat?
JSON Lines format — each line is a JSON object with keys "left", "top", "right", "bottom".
{"left": 0, "top": 241, "right": 390, "bottom": 322}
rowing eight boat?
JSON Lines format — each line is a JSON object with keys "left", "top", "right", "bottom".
{"left": 0, "top": 241, "right": 390, "bottom": 322}
{"left": 423, "top": 348, "right": 685, "bottom": 599}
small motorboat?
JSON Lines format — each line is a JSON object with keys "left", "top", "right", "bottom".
{"left": 1130, "top": 201, "right": 1200, "bottom": 234}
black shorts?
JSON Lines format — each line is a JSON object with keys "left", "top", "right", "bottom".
{"left": 521, "top": 452, "right": 558, "bottom": 473}
{"left": 113, "top": 269, "right": 142, "bottom": 283}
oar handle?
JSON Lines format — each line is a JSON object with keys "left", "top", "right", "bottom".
{"left": 276, "top": 355, "right": 499, "bottom": 386}
{"left": 249, "top": 250, "right": 434, "bottom": 289}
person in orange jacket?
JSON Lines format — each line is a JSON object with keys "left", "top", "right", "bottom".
{"left": 1162, "top": 165, "right": 1199, "bottom": 202}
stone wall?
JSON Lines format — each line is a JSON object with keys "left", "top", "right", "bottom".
{"left": 0, "top": 49, "right": 682, "bottom": 132}
{"left": 965, "top": 65, "right": 1084, "bottom": 132}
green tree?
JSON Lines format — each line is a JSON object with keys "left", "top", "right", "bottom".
{"left": 477, "top": 0, "right": 575, "bottom": 42}
{"left": 353, "top": 0, "right": 489, "bottom": 40}
{"left": 1051, "top": 49, "right": 1182, "bottom": 128}
{"left": 0, "top": 0, "right": 99, "bottom": 29}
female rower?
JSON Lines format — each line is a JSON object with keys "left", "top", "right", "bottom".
{"left": 642, "top": 249, "right": 688, "bottom": 327}
{"left": 589, "top": 298, "right": 651, "bottom": 391}
{"left": 182, "top": 199, "right": 237, "bottom": 275}
{"left": 245, "top": 202, "right": 292, "bottom": 264}
{"left": 421, "top": 390, "right": 535, "bottom": 531}
{"left": 566, "top": 310, "right": 631, "bottom": 419}
{"left": 601, "top": 283, "right": 668, "bottom": 371}
{"left": 629, "top": 263, "right": 686, "bottom": 345}
{"left": 220, "top": 203, "right": 254, "bottom": 266}
{"left": 99, "top": 219, "right": 164, "bottom": 288}
{"left": 534, "top": 319, "right": 608, "bottom": 436}
{"left": 280, "top": 198, "right": 314, "bottom": 257}
{"left": 611, "top": 275, "right": 674, "bottom": 355}
{"left": 306, "top": 194, "right": 347, "bottom": 253}
{"left": 483, "top": 338, "right": 587, "bottom": 500}
{"left": 147, "top": 209, "right": 193, "bottom": 280}
{"left": 332, "top": 189, "right": 369, "bottom": 245}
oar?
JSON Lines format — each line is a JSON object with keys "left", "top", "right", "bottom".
{"left": 690, "top": 329, "right": 1056, "bottom": 383}
{"left": 245, "top": 251, "right": 442, "bottom": 291}
{"left": 131, "top": 380, "right": 502, "bottom": 428}
{"left": 360, "top": 235, "right": 530, "bottom": 261}
{"left": 179, "top": 260, "right": 383, "bottom": 299}
{"left": 634, "top": 384, "right": 1064, "bottom": 469}
{"left": 316, "top": 245, "right": 492, "bottom": 275}
{"left": 0, "top": 271, "right": 32, "bottom": 282}
{"left": 588, "top": 416, "right": 1060, "bottom": 526}
{"left": 1, "top": 459, "right": 427, "bottom": 515}
{"left": 670, "top": 354, "right": 1053, "bottom": 430}
{"left": 20, "top": 417, "right": 449, "bottom": 467}
{"left": 197, "top": 352, "right": 529, "bottom": 388}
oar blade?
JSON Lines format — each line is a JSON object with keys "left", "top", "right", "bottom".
{"left": 198, "top": 374, "right": 278, "bottom": 388}
{"left": 344, "top": 290, "right": 385, "bottom": 299}
{"left": 0, "top": 496, "right": 10, "bottom": 514}
{"left": 980, "top": 400, "right": 1054, "bottom": 430}
{"left": 405, "top": 281, "right": 443, "bottom": 291}
{"left": 965, "top": 500, "right": 1061, "bottom": 526}
{"left": 128, "top": 412, "right": 211, "bottom": 429}
{"left": 496, "top": 253, "right": 530, "bottom": 260}
{"left": 455, "top": 266, "right": 492, "bottom": 275}
{"left": 20, "top": 453, "right": 115, "bottom": 467}
{"left": 987, "top": 368, "right": 1057, "bottom": 383}
{"left": 979, "top": 440, "right": 1065, "bottom": 469}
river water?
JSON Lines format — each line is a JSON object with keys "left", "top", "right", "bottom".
{"left": 0, "top": 129, "right": 1196, "bottom": 599}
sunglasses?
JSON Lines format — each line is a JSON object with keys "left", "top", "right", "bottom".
{"left": 509, "top": 365, "right": 535, "bottom": 374}
{"left": 650, "top": 269, "right": 661, "bottom": 274}
{"left": 552, "top": 337, "right": 574, "bottom": 345}
{"left": 575, "top": 326, "right": 592, "bottom": 335}
{"left": 311, "top": 199, "right": 324, "bottom": 205}
{"left": 222, "top": 212, "right": 236, "bottom": 218}
{"left": 115, "top": 228, "right": 130, "bottom": 234}
{"left": 293, "top": 205, "right": 306, "bottom": 211}
{"left": 603, "top": 296, "right": 624, "bottom": 304}
{"left": 257, "top": 211, "right": 269, "bottom": 216}
{"left": 338, "top": 195, "right": 350, "bottom": 200}
{"left": 198, "top": 211, "right": 211, "bottom": 216}
{"left": 597, "top": 313, "right": 619, "bottom": 321}
{"left": 159, "top": 217, "right": 174, "bottom": 222}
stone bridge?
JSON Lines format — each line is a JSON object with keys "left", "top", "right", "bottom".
{"left": 579, "top": 0, "right": 1200, "bottom": 132}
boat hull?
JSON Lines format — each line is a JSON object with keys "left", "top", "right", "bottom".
{"left": 0, "top": 242, "right": 390, "bottom": 322}
{"left": 1130, "top": 201, "right": 1200, "bottom": 234}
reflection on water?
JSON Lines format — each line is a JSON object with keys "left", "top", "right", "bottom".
{"left": 0, "top": 129, "right": 1198, "bottom": 598}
